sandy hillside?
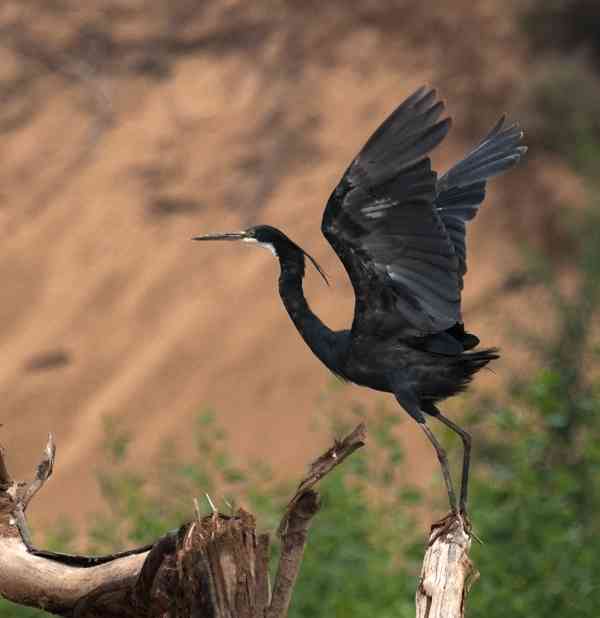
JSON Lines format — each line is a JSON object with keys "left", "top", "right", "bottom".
{"left": 0, "top": 1, "right": 581, "bottom": 534}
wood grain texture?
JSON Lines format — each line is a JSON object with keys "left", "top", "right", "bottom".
{"left": 416, "top": 514, "right": 478, "bottom": 618}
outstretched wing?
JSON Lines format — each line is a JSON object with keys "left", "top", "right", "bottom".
{"left": 436, "top": 117, "right": 527, "bottom": 289}
{"left": 321, "top": 87, "right": 460, "bottom": 339}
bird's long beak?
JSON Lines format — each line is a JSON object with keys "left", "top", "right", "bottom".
{"left": 192, "top": 231, "right": 247, "bottom": 242}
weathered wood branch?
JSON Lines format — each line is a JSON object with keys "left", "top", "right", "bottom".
{"left": 268, "top": 422, "right": 367, "bottom": 618}
{"left": 416, "top": 514, "right": 478, "bottom": 618}
{"left": 0, "top": 424, "right": 367, "bottom": 617}
{"left": 278, "top": 422, "right": 367, "bottom": 536}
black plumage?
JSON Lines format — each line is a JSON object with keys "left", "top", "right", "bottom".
{"left": 194, "top": 87, "right": 526, "bottom": 514}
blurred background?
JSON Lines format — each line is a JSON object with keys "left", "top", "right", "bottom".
{"left": 2, "top": 1, "right": 600, "bottom": 616}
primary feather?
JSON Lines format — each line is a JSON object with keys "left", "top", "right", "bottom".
{"left": 436, "top": 116, "right": 527, "bottom": 287}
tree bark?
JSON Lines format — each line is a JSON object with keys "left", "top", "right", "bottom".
{"left": 0, "top": 424, "right": 367, "bottom": 617}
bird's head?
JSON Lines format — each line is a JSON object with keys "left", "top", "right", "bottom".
{"left": 193, "top": 224, "right": 328, "bottom": 284}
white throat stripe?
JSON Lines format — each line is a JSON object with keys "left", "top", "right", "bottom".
{"left": 242, "top": 237, "right": 277, "bottom": 256}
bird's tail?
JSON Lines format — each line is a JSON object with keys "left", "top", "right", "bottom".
{"left": 455, "top": 347, "right": 500, "bottom": 390}
{"left": 463, "top": 346, "right": 500, "bottom": 368}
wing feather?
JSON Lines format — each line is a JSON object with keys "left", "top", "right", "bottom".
{"left": 322, "top": 88, "right": 460, "bottom": 338}
{"left": 436, "top": 117, "right": 527, "bottom": 286}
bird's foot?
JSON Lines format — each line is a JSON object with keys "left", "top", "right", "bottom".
{"left": 427, "top": 510, "right": 474, "bottom": 546}
{"left": 460, "top": 509, "right": 483, "bottom": 544}
{"left": 427, "top": 511, "right": 459, "bottom": 546}
{"left": 458, "top": 508, "right": 484, "bottom": 543}
{"left": 459, "top": 508, "right": 471, "bottom": 533}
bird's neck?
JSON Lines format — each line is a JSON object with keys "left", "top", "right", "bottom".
{"left": 278, "top": 257, "right": 340, "bottom": 372}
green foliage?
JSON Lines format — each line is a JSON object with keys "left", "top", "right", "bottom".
{"left": 289, "top": 463, "right": 414, "bottom": 618}
{"left": 89, "top": 408, "right": 264, "bottom": 551}
{"left": 465, "top": 195, "right": 600, "bottom": 617}
{"left": 0, "top": 602, "right": 50, "bottom": 618}
{"left": 289, "top": 402, "right": 421, "bottom": 618}
{"left": 467, "top": 372, "right": 600, "bottom": 617}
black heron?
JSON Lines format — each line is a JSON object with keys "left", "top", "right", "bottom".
{"left": 194, "top": 87, "right": 526, "bottom": 514}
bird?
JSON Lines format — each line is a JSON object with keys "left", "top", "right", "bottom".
{"left": 194, "top": 87, "right": 526, "bottom": 515}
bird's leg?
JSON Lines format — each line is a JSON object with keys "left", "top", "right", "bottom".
{"left": 419, "top": 423, "right": 458, "bottom": 514}
{"left": 433, "top": 412, "right": 472, "bottom": 515}
{"left": 393, "top": 389, "right": 458, "bottom": 514}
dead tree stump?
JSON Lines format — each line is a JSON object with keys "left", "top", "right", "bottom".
{"left": 0, "top": 425, "right": 367, "bottom": 617}
{"left": 416, "top": 514, "right": 478, "bottom": 618}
